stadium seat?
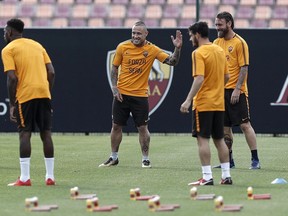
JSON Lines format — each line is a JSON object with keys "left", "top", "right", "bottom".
{"left": 124, "top": 18, "right": 140, "bottom": 27}
{"left": 33, "top": 18, "right": 52, "bottom": 27}
{"left": 112, "top": 0, "right": 130, "bottom": 4}
{"left": 0, "top": 4, "right": 17, "bottom": 18}
{"left": 240, "top": 0, "right": 257, "bottom": 5}
{"left": 145, "top": 5, "right": 163, "bottom": 19}
{"left": 254, "top": 6, "right": 272, "bottom": 19}
{"left": 94, "top": 0, "right": 111, "bottom": 3}
{"left": 250, "top": 19, "right": 268, "bottom": 28}
{"left": 181, "top": 5, "right": 196, "bottom": 19}
{"left": 88, "top": 18, "right": 105, "bottom": 27}
{"left": 130, "top": 0, "right": 148, "bottom": 4}
{"left": 69, "top": 19, "right": 87, "bottom": 27}
{"left": 258, "top": 0, "right": 275, "bottom": 5}
{"left": 203, "top": 0, "right": 220, "bottom": 5}
{"left": 221, "top": 0, "right": 238, "bottom": 5}
{"left": 17, "top": 17, "right": 32, "bottom": 27}
{"left": 2, "top": 0, "right": 19, "bottom": 2}
{"left": 163, "top": 4, "right": 181, "bottom": 18}
{"left": 167, "top": 0, "right": 184, "bottom": 4}
{"left": 58, "top": 0, "right": 74, "bottom": 4}
{"left": 36, "top": 4, "right": 54, "bottom": 18}
{"left": 218, "top": 5, "right": 235, "bottom": 16}
{"left": 72, "top": 4, "right": 90, "bottom": 18}
{"left": 236, "top": 6, "right": 254, "bottom": 19}
{"left": 160, "top": 18, "right": 177, "bottom": 27}
{"left": 39, "top": 0, "right": 56, "bottom": 3}
{"left": 276, "top": 0, "right": 288, "bottom": 5}
{"left": 18, "top": 4, "right": 36, "bottom": 17}
{"left": 272, "top": 6, "right": 288, "bottom": 19}
{"left": 0, "top": 19, "right": 8, "bottom": 27}
{"left": 185, "top": 0, "right": 196, "bottom": 4}
{"left": 269, "top": 19, "right": 286, "bottom": 28}
{"left": 143, "top": 18, "right": 160, "bottom": 27}
{"left": 234, "top": 19, "right": 250, "bottom": 28}
{"left": 179, "top": 18, "right": 195, "bottom": 27}
{"left": 22, "top": 0, "right": 38, "bottom": 3}
{"left": 199, "top": 5, "right": 217, "bottom": 19}
{"left": 52, "top": 17, "right": 68, "bottom": 27}
{"left": 106, "top": 18, "right": 124, "bottom": 27}
{"left": 108, "top": 5, "right": 126, "bottom": 19}
{"left": 54, "top": 4, "right": 71, "bottom": 18}
{"left": 149, "top": 0, "right": 166, "bottom": 5}
{"left": 76, "top": 0, "right": 93, "bottom": 3}
{"left": 90, "top": 4, "right": 108, "bottom": 18}
{"left": 127, "top": 5, "right": 145, "bottom": 18}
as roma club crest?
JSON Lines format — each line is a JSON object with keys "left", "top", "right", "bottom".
{"left": 270, "top": 75, "right": 288, "bottom": 106}
{"left": 106, "top": 50, "right": 174, "bottom": 115}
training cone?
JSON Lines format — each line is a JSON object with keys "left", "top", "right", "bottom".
{"left": 271, "top": 178, "right": 287, "bottom": 184}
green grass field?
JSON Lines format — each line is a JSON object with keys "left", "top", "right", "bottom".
{"left": 0, "top": 133, "right": 287, "bottom": 216}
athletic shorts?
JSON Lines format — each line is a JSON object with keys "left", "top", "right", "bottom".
{"left": 192, "top": 110, "right": 224, "bottom": 139}
{"left": 224, "top": 89, "right": 251, "bottom": 127}
{"left": 15, "top": 98, "right": 52, "bottom": 132}
{"left": 112, "top": 94, "right": 149, "bottom": 127}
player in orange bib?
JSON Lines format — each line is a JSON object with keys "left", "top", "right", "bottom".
{"left": 99, "top": 21, "right": 182, "bottom": 168}
{"left": 2, "top": 19, "right": 56, "bottom": 186}
{"left": 213, "top": 12, "right": 260, "bottom": 169}
{"left": 180, "top": 21, "right": 232, "bottom": 186}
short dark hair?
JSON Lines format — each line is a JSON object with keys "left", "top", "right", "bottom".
{"left": 188, "top": 21, "right": 209, "bottom": 38}
{"left": 7, "top": 18, "right": 24, "bottom": 33}
{"left": 216, "top": 11, "right": 234, "bottom": 29}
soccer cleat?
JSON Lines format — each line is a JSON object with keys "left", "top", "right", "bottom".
{"left": 249, "top": 159, "right": 261, "bottom": 169}
{"left": 220, "top": 177, "right": 233, "bottom": 185}
{"left": 142, "top": 160, "right": 151, "bottom": 168}
{"left": 98, "top": 157, "right": 119, "bottom": 167}
{"left": 8, "top": 178, "right": 31, "bottom": 186}
{"left": 188, "top": 178, "right": 214, "bottom": 186}
{"left": 46, "top": 178, "right": 56, "bottom": 186}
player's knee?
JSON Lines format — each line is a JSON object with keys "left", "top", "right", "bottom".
{"left": 224, "top": 134, "right": 233, "bottom": 149}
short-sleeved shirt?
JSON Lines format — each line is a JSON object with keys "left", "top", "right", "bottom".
{"left": 113, "top": 40, "right": 169, "bottom": 97}
{"left": 2, "top": 38, "right": 52, "bottom": 104}
{"left": 192, "top": 43, "right": 228, "bottom": 112}
{"left": 214, "top": 34, "right": 249, "bottom": 96}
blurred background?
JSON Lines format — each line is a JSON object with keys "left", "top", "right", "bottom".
{"left": 0, "top": 0, "right": 287, "bottom": 28}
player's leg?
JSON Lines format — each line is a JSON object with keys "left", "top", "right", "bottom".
{"left": 99, "top": 96, "right": 129, "bottom": 167}
{"left": 212, "top": 111, "right": 232, "bottom": 184}
{"left": 131, "top": 96, "right": 151, "bottom": 168}
{"left": 224, "top": 126, "right": 235, "bottom": 168}
{"left": 8, "top": 101, "right": 33, "bottom": 186}
{"left": 37, "top": 99, "right": 55, "bottom": 185}
{"left": 239, "top": 95, "right": 260, "bottom": 169}
{"left": 188, "top": 111, "right": 213, "bottom": 186}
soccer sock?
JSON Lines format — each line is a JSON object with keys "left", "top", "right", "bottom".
{"left": 44, "top": 157, "right": 55, "bottom": 180}
{"left": 111, "top": 152, "right": 118, "bottom": 160}
{"left": 142, "top": 155, "right": 149, "bottom": 161}
{"left": 19, "top": 157, "right": 30, "bottom": 182}
{"left": 202, "top": 165, "right": 213, "bottom": 180}
{"left": 221, "top": 162, "right": 231, "bottom": 179}
{"left": 251, "top": 150, "right": 259, "bottom": 161}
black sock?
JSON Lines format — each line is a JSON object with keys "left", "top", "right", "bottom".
{"left": 251, "top": 150, "right": 259, "bottom": 161}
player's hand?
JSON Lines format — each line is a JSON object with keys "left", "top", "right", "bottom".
{"left": 231, "top": 89, "right": 240, "bottom": 104}
{"left": 180, "top": 100, "right": 191, "bottom": 113}
{"left": 171, "top": 30, "right": 183, "bottom": 49}
{"left": 112, "top": 86, "right": 123, "bottom": 102}
{"left": 9, "top": 105, "right": 17, "bottom": 123}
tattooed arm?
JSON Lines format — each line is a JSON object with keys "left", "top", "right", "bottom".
{"left": 163, "top": 30, "right": 183, "bottom": 66}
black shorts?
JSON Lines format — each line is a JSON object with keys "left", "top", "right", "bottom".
{"left": 224, "top": 89, "right": 251, "bottom": 127}
{"left": 16, "top": 98, "right": 52, "bottom": 132}
{"left": 192, "top": 110, "right": 224, "bottom": 139}
{"left": 112, "top": 94, "right": 149, "bottom": 127}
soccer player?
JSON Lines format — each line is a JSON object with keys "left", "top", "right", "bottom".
{"left": 180, "top": 21, "right": 232, "bottom": 185}
{"left": 99, "top": 21, "right": 182, "bottom": 168}
{"left": 2, "top": 19, "right": 56, "bottom": 186}
{"left": 214, "top": 11, "right": 260, "bottom": 169}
